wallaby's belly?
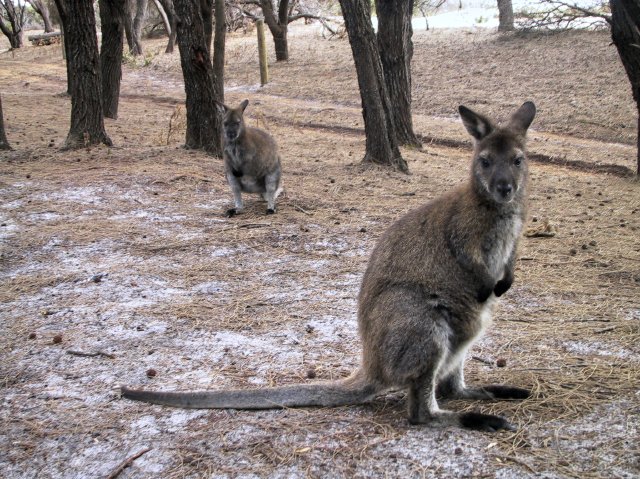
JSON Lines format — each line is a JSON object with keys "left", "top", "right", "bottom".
{"left": 239, "top": 175, "right": 265, "bottom": 193}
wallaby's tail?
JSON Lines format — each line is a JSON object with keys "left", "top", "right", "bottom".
{"left": 120, "top": 369, "right": 379, "bottom": 410}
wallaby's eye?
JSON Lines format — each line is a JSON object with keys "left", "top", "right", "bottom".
{"left": 514, "top": 156, "right": 523, "bottom": 167}
{"left": 480, "top": 158, "right": 491, "bottom": 168}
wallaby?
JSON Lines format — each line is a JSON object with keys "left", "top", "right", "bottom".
{"left": 121, "top": 102, "right": 537, "bottom": 432}
{"left": 219, "top": 99, "right": 282, "bottom": 217}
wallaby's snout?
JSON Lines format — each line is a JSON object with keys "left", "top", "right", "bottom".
{"left": 496, "top": 178, "right": 513, "bottom": 200}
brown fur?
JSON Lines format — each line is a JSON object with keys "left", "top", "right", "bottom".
{"left": 121, "top": 102, "right": 537, "bottom": 432}
{"left": 220, "top": 99, "right": 282, "bottom": 217}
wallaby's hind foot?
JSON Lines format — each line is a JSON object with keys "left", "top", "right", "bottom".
{"left": 459, "top": 412, "right": 516, "bottom": 432}
{"left": 266, "top": 208, "right": 275, "bottom": 215}
{"left": 225, "top": 208, "right": 238, "bottom": 218}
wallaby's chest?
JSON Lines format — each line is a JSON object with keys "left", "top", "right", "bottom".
{"left": 483, "top": 216, "right": 523, "bottom": 278}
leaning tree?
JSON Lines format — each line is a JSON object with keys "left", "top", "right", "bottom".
{"left": 173, "top": 0, "right": 223, "bottom": 155}
{"left": 610, "top": 0, "right": 640, "bottom": 175}
{"left": 338, "top": 0, "right": 408, "bottom": 172}
{"left": 54, "top": 0, "right": 112, "bottom": 148}
{"left": 26, "top": 0, "right": 55, "bottom": 33}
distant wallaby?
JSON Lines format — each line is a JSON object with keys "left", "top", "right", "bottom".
{"left": 219, "top": 99, "right": 282, "bottom": 217}
{"left": 122, "top": 102, "right": 537, "bottom": 432}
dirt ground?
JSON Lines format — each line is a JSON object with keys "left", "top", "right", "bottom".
{"left": 1, "top": 23, "right": 639, "bottom": 479}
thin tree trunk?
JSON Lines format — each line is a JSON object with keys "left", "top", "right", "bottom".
{"left": 376, "top": 0, "right": 420, "bottom": 148}
{"left": 99, "top": 0, "right": 125, "bottom": 119}
{"left": 131, "top": 0, "right": 147, "bottom": 55}
{"left": 212, "top": 0, "right": 225, "bottom": 103}
{"left": 27, "top": 0, "right": 55, "bottom": 33}
{"left": 497, "top": 0, "right": 514, "bottom": 32}
{"left": 124, "top": 0, "right": 135, "bottom": 52}
{"left": 157, "top": 0, "right": 176, "bottom": 53}
{"left": 174, "top": 0, "right": 223, "bottom": 155}
{"left": 0, "top": 94, "right": 11, "bottom": 150}
{"left": 260, "top": 0, "right": 290, "bottom": 61}
{"left": 338, "top": 0, "right": 407, "bottom": 172}
{"left": 54, "top": 0, "right": 112, "bottom": 149}
{"left": 0, "top": 1, "right": 25, "bottom": 49}
{"left": 610, "top": 0, "right": 640, "bottom": 175}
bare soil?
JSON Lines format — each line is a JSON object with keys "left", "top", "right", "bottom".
{"left": 1, "top": 24, "right": 639, "bottom": 479}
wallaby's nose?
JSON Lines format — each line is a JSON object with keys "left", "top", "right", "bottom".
{"left": 497, "top": 182, "right": 513, "bottom": 198}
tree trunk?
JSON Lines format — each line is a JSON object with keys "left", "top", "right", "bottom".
{"left": 610, "top": 0, "right": 640, "bottom": 175}
{"left": 376, "top": 0, "right": 420, "bottom": 148}
{"left": 99, "top": 0, "right": 125, "bottom": 119}
{"left": 212, "top": 0, "right": 225, "bottom": 103}
{"left": 0, "top": 1, "right": 25, "bottom": 49}
{"left": 174, "top": 0, "right": 223, "bottom": 156}
{"left": 156, "top": 0, "right": 177, "bottom": 53}
{"left": 201, "top": 0, "right": 213, "bottom": 53}
{"left": 124, "top": 0, "right": 135, "bottom": 52}
{"left": 261, "top": 0, "right": 290, "bottom": 61}
{"left": 338, "top": 0, "right": 407, "bottom": 172}
{"left": 0, "top": 94, "right": 11, "bottom": 150}
{"left": 131, "top": 0, "right": 147, "bottom": 55}
{"left": 27, "top": 0, "right": 55, "bottom": 33}
{"left": 497, "top": 0, "right": 514, "bottom": 32}
{"left": 54, "top": 0, "right": 112, "bottom": 149}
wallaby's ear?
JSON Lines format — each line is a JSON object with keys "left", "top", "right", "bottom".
{"left": 215, "top": 101, "right": 228, "bottom": 115}
{"left": 239, "top": 99, "right": 249, "bottom": 112}
{"left": 508, "top": 101, "right": 536, "bottom": 135}
{"left": 458, "top": 105, "right": 494, "bottom": 141}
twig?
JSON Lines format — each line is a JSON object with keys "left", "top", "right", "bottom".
{"left": 492, "top": 454, "right": 537, "bottom": 473}
{"left": 594, "top": 326, "right": 617, "bottom": 334}
{"left": 294, "top": 204, "right": 312, "bottom": 215}
{"left": 67, "top": 349, "right": 116, "bottom": 359}
{"left": 238, "top": 223, "right": 271, "bottom": 229}
{"left": 472, "top": 355, "right": 495, "bottom": 366}
{"left": 106, "top": 448, "right": 151, "bottom": 479}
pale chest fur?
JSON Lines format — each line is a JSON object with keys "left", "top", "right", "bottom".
{"left": 485, "top": 216, "right": 523, "bottom": 280}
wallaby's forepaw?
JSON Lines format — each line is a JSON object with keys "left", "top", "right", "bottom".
{"left": 460, "top": 412, "right": 516, "bottom": 432}
{"left": 225, "top": 208, "right": 238, "bottom": 218}
{"left": 493, "top": 278, "right": 513, "bottom": 297}
{"left": 477, "top": 284, "right": 494, "bottom": 303}
{"left": 266, "top": 208, "right": 276, "bottom": 215}
{"left": 483, "top": 385, "right": 531, "bottom": 400}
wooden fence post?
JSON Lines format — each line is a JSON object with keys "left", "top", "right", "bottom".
{"left": 256, "top": 19, "right": 269, "bottom": 86}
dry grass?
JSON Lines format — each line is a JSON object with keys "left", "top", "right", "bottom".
{"left": 1, "top": 24, "right": 639, "bottom": 479}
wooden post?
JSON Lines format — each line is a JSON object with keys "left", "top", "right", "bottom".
{"left": 256, "top": 19, "right": 269, "bottom": 86}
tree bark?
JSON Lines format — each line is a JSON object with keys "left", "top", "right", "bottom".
{"left": 157, "top": 0, "right": 177, "bottom": 53}
{"left": 54, "top": 0, "right": 112, "bottom": 149}
{"left": 201, "top": 0, "right": 213, "bottom": 53}
{"left": 124, "top": 0, "right": 134, "bottom": 52}
{"left": 0, "top": 0, "right": 26, "bottom": 48}
{"left": 497, "top": 0, "right": 514, "bottom": 32}
{"left": 261, "top": 0, "right": 289, "bottom": 61}
{"left": 376, "top": 0, "right": 420, "bottom": 148}
{"left": 174, "top": 0, "right": 223, "bottom": 156}
{"left": 212, "top": 0, "right": 225, "bottom": 103}
{"left": 27, "top": 0, "right": 55, "bottom": 33}
{"left": 610, "top": 0, "right": 640, "bottom": 175}
{"left": 131, "top": 0, "right": 148, "bottom": 55}
{"left": 0, "top": 94, "right": 11, "bottom": 150}
{"left": 99, "top": 0, "right": 125, "bottom": 119}
{"left": 338, "top": 0, "right": 407, "bottom": 172}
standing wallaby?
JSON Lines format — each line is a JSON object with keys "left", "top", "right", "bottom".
{"left": 121, "top": 102, "right": 536, "bottom": 432}
{"left": 219, "top": 99, "right": 282, "bottom": 217}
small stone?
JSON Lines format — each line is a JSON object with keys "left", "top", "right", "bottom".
{"left": 496, "top": 358, "right": 507, "bottom": 368}
{"left": 146, "top": 368, "right": 157, "bottom": 378}
{"left": 306, "top": 368, "right": 316, "bottom": 379}
{"left": 28, "top": 332, "right": 37, "bottom": 340}
{"left": 359, "top": 227, "right": 367, "bottom": 233}
{"left": 569, "top": 249, "right": 577, "bottom": 256}
{"left": 52, "top": 334, "right": 63, "bottom": 344}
